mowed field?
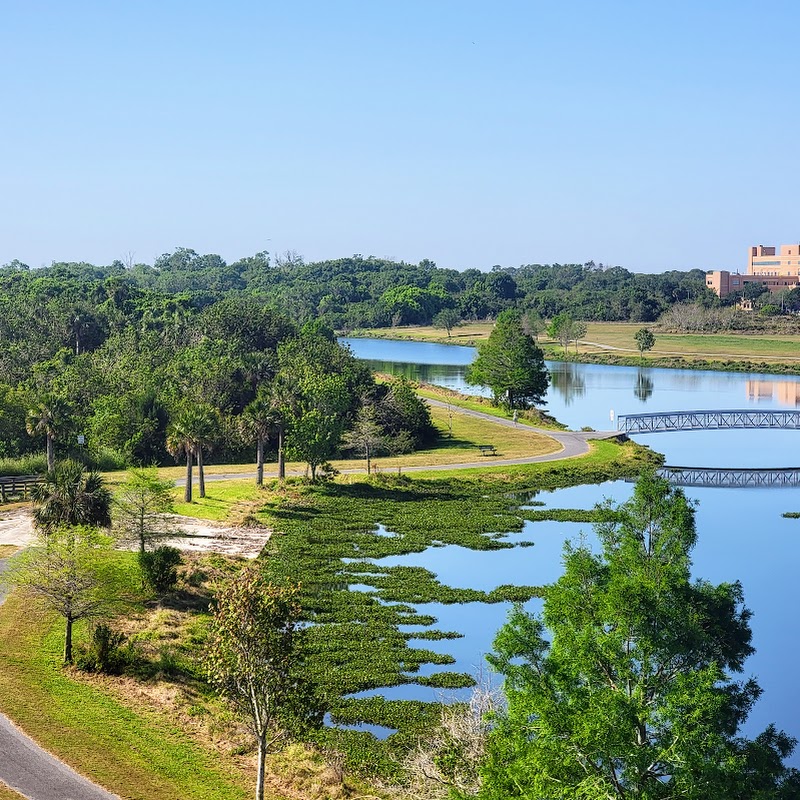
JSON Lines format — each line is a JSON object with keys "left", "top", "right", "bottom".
{"left": 354, "top": 322, "right": 800, "bottom": 364}
{"left": 573, "top": 322, "right": 800, "bottom": 362}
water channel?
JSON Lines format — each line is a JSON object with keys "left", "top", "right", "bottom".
{"left": 341, "top": 337, "right": 800, "bottom": 755}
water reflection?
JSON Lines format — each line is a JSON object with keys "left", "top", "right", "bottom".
{"left": 747, "top": 380, "right": 800, "bottom": 406}
{"left": 548, "top": 362, "right": 587, "bottom": 406}
{"left": 634, "top": 370, "right": 654, "bottom": 402}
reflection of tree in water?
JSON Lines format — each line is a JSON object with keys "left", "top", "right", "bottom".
{"left": 634, "top": 370, "right": 654, "bottom": 403}
{"left": 363, "top": 359, "right": 469, "bottom": 388}
{"left": 548, "top": 363, "right": 586, "bottom": 406}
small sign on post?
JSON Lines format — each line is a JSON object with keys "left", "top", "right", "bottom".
{"left": 77, "top": 434, "right": 85, "bottom": 445}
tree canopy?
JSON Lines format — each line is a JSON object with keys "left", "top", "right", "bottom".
{"left": 482, "top": 472, "right": 800, "bottom": 799}
{"left": 466, "top": 310, "right": 549, "bottom": 409}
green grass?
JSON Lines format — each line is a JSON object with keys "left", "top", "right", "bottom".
{"left": 415, "top": 383, "right": 567, "bottom": 430}
{"left": 0, "top": 551, "right": 250, "bottom": 800}
{"left": 349, "top": 322, "right": 494, "bottom": 346}
{"left": 0, "top": 782, "right": 26, "bottom": 800}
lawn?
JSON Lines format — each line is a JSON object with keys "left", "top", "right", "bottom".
{"left": 564, "top": 322, "right": 800, "bottom": 362}
{"left": 0, "top": 783, "right": 25, "bottom": 800}
{"left": 127, "top": 400, "right": 564, "bottom": 512}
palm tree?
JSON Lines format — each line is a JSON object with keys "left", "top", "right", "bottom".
{"left": 166, "top": 405, "right": 218, "bottom": 501}
{"left": 31, "top": 459, "right": 112, "bottom": 535}
{"left": 242, "top": 390, "right": 278, "bottom": 486}
{"left": 166, "top": 412, "right": 197, "bottom": 503}
{"left": 26, "top": 395, "right": 69, "bottom": 472}
{"left": 192, "top": 405, "right": 218, "bottom": 499}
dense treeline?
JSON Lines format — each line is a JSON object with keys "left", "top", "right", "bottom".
{"left": 1, "top": 249, "right": 713, "bottom": 339}
{"left": 0, "top": 259, "right": 436, "bottom": 471}
{"left": 0, "top": 248, "right": 714, "bottom": 469}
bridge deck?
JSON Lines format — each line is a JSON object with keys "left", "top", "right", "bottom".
{"left": 617, "top": 409, "right": 800, "bottom": 434}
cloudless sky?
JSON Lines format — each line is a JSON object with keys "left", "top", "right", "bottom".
{"left": 2, "top": 1, "right": 798, "bottom": 273}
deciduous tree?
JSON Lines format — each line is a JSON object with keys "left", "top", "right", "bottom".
{"left": 12, "top": 526, "right": 111, "bottom": 664}
{"left": 634, "top": 326, "right": 656, "bottom": 360}
{"left": 341, "top": 405, "right": 385, "bottom": 474}
{"left": 113, "top": 467, "right": 175, "bottom": 555}
{"left": 206, "top": 569, "right": 322, "bottom": 800}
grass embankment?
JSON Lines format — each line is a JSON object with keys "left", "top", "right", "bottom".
{"left": 0, "top": 551, "right": 252, "bottom": 800}
{"left": 127, "top": 401, "right": 565, "bottom": 504}
{"left": 350, "top": 322, "right": 493, "bottom": 346}
{"left": 0, "top": 545, "right": 18, "bottom": 559}
{"left": 0, "top": 783, "right": 25, "bottom": 800}
{"left": 415, "top": 383, "right": 567, "bottom": 430}
{"left": 0, "top": 430, "right": 657, "bottom": 792}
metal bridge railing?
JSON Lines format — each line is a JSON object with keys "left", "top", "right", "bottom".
{"left": 617, "top": 409, "right": 800, "bottom": 434}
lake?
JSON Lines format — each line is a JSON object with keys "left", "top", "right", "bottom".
{"left": 342, "top": 336, "right": 800, "bottom": 755}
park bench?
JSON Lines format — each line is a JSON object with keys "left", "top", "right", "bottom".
{"left": 0, "top": 475, "right": 43, "bottom": 503}
{"left": 477, "top": 445, "right": 497, "bottom": 457}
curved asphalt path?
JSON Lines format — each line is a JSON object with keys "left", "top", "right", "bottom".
{"left": 0, "top": 555, "right": 120, "bottom": 800}
{"left": 181, "top": 399, "right": 620, "bottom": 484}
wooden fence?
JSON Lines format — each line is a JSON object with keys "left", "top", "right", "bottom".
{"left": 0, "top": 475, "right": 43, "bottom": 502}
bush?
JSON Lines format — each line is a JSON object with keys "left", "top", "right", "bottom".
{"left": 88, "top": 446, "right": 129, "bottom": 472}
{"left": 0, "top": 454, "right": 48, "bottom": 477}
{"left": 139, "top": 546, "right": 183, "bottom": 594}
{"left": 76, "top": 623, "right": 129, "bottom": 674}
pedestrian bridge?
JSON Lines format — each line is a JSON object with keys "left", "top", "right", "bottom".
{"left": 652, "top": 466, "right": 800, "bottom": 489}
{"left": 617, "top": 409, "right": 800, "bottom": 434}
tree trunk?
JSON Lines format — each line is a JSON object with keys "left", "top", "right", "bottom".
{"left": 198, "top": 448, "right": 206, "bottom": 498}
{"left": 366, "top": 444, "right": 371, "bottom": 475}
{"left": 277, "top": 427, "right": 285, "bottom": 482}
{"left": 310, "top": 462, "right": 317, "bottom": 482}
{"left": 46, "top": 434, "right": 55, "bottom": 472}
{"left": 64, "top": 616, "right": 73, "bottom": 664}
{"left": 256, "top": 733, "right": 266, "bottom": 800}
{"left": 256, "top": 438, "right": 264, "bottom": 486}
{"left": 184, "top": 451, "right": 193, "bottom": 503}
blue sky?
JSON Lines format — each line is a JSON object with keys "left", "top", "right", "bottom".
{"left": 2, "top": 1, "right": 798, "bottom": 273}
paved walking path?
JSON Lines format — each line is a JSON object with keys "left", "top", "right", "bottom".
{"left": 181, "top": 401, "right": 619, "bottom": 484}
{"left": 0, "top": 715, "right": 119, "bottom": 800}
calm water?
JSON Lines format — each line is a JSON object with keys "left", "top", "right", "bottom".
{"left": 342, "top": 337, "right": 800, "bottom": 753}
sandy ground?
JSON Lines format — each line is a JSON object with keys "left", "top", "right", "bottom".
{"left": 154, "top": 514, "right": 270, "bottom": 559}
{"left": 0, "top": 507, "right": 270, "bottom": 559}
{"left": 0, "top": 506, "right": 35, "bottom": 547}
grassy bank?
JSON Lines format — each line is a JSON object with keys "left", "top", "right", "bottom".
{"left": 0, "top": 783, "right": 25, "bottom": 800}
{"left": 0, "top": 436, "right": 658, "bottom": 793}
{"left": 0, "top": 552, "right": 251, "bottom": 800}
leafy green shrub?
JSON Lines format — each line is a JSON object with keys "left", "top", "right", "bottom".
{"left": 88, "top": 446, "right": 129, "bottom": 472}
{"left": 0, "top": 454, "right": 48, "bottom": 477}
{"left": 139, "top": 546, "right": 182, "bottom": 593}
{"left": 76, "top": 623, "right": 129, "bottom": 674}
